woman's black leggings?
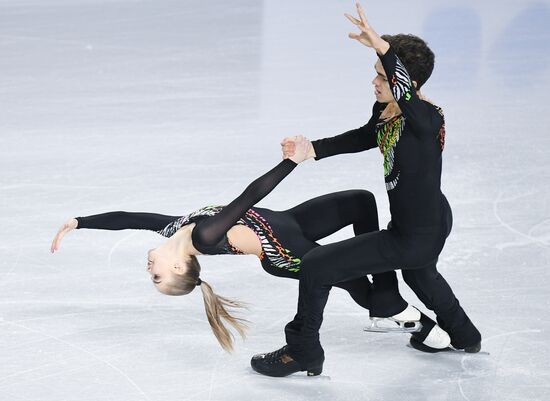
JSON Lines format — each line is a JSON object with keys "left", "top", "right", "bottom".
{"left": 284, "top": 190, "right": 408, "bottom": 317}
{"left": 283, "top": 191, "right": 481, "bottom": 364}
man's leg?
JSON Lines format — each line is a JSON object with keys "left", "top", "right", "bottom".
{"left": 401, "top": 264, "right": 481, "bottom": 350}
{"left": 249, "top": 231, "right": 395, "bottom": 377}
{"left": 401, "top": 195, "right": 481, "bottom": 351}
{"left": 252, "top": 227, "right": 479, "bottom": 376}
{"left": 285, "top": 230, "right": 395, "bottom": 366}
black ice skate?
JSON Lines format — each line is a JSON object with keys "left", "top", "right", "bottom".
{"left": 462, "top": 341, "right": 482, "bottom": 353}
{"left": 250, "top": 345, "right": 324, "bottom": 377}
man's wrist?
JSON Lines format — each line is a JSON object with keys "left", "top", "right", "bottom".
{"left": 307, "top": 145, "right": 316, "bottom": 159}
{"left": 375, "top": 40, "right": 390, "bottom": 56}
{"left": 308, "top": 141, "right": 318, "bottom": 160}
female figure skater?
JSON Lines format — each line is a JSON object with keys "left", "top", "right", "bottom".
{"left": 51, "top": 139, "right": 448, "bottom": 353}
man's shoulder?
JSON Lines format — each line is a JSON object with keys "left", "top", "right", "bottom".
{"left": 418, "top": 96, "right": 444, "bottom": 115}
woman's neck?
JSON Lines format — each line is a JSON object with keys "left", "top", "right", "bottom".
{"left": 166, "top": 223, "right": 200, "bottom": 257}
{"left": 167, "top": 222, "right": 262, "bottom": 259}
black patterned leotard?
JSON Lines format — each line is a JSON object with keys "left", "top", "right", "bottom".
{"left": 154, "top": 204, "right": 305, "bottom": 277}
{"left": 73, "top": 158, "right": 410, "bottom": 312}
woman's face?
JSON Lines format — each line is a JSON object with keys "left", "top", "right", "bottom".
{"left": 146, "top": 248, "right": 179, "bottom": 294}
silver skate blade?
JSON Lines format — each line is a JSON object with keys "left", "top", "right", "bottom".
{"left": 363, "top": 318, "right": 422, "bottom": 333}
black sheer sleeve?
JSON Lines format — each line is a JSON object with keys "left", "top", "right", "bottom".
{"left": 76, "top": 212, "right": 181, "bottom": 233}
{"left": 191, "top": 159, "right": 297, "bottom": 247}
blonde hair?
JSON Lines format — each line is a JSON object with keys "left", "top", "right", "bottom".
{"left": 167, "top": 255, "right": 248, "bottom": 352}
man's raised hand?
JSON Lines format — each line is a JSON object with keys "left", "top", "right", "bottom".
{"left": 345, "top": 2, "right": 389, "bottom": 54}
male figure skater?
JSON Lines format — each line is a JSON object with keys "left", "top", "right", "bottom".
{"left": 251, "top": 3, "right": 482, "bottom": 377}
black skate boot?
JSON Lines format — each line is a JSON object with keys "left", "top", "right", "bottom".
{"left": 462, "top": 341, "right": 482, "bottom": 353}
{"left": 449, "top": 319, "right": 482, "bottom": 353}
{"left": 250, "top": 345, "right": 324, "bottom": 377}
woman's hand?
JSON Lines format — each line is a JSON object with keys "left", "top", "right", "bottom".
{"left": 281, "top": 138, "right": 295, "bottom": 159}
{"left": 50, "top": 218, "right": 78, "bottom": 253}
{"left": 281, "top": 135, "right": 315, "bottom": 163}
{"left": 345, "top": 2, "right": 389, "bottom": 54}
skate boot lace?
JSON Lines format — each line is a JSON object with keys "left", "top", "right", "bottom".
{"left": 262, "top": 346, "right": 293, "bottom": 364}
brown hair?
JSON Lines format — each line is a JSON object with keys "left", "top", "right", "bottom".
{"left": 379, "top": 34, "right": 435, "bottom": 121}
{"left": 381, "top": 33, "right": 435, "bottom": 89}
{"left": 167, "top": 255, "right": 248, "bottom": 352}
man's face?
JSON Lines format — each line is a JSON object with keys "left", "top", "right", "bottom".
{"left": 372, "top": 60, "right": 394, "bottom": 103}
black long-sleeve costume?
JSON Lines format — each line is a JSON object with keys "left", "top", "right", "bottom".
{"left": 283, "top": 47, "right": 481, "bottom": 365}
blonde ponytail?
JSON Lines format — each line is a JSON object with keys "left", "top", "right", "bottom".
{"left": 199, "top": 280, "right": 248, "bottom": 352}
{"left": 167, "top": 255, "right": 249, "bottom": 352}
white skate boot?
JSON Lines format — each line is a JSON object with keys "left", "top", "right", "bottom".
{"left": 409, "top": 314, "right": 451, "bottom": 352}
{"left": 364, "top": 305, "right": 422, "bottom": 333}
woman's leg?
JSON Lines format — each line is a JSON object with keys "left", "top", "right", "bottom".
{"left": 284, "top": 189, "right": 378, "bottom": 241}
{"left": 285, "top": 190, "right": 407, "bottom": 315}
{"left": 332, "top": 276, "right": 372, "bottom": 309}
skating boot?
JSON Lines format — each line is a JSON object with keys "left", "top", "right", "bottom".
{"left": 364, "top": 305, "right": 422, "bottom": 333}
{"left": 409, "top": 313, "right": 451, "bottom": 352}
{"left": 250, "top": 345, "right": 324, "bottom": 377}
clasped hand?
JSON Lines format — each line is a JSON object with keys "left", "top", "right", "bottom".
{"left": 280, "top": 135, "right": 315, "bottom": 164}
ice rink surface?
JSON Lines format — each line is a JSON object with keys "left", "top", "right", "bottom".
{"left": 2, "top": 0, "right": 550, "bottom": 400}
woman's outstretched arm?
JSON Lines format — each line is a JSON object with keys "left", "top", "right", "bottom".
{"left": 50, "top": 212, "right": 180, "bottom": 253}
{"left": 192, "top": 137, "right": 311, "bottom": 248}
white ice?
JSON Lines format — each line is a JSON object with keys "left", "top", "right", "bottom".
{"left": 1, "top": 0, "right": 550, "bottom": 400}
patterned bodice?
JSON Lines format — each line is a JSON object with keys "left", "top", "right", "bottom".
{"left": 157, "top": 205, "right": 301, "bottom": 273}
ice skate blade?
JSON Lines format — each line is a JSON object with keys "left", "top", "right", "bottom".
{"left": 410, "top": 337, "right": 483, "bottom": 354}
{"left": 364, "top": 318, "right": 422, "bottom": 333}
{"left": 254, "top": 371, "right": 331, "bottom": 381}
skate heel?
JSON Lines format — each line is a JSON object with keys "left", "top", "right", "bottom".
{"left": 306, "top": 364, "right": 323, "bottom": 376}
{"left": 464, "top": 341, "right": 481, "bottom": 353}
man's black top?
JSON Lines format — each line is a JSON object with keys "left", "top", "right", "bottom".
{"left": 312, "top": 46, "right": 447, "bottom": 237}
